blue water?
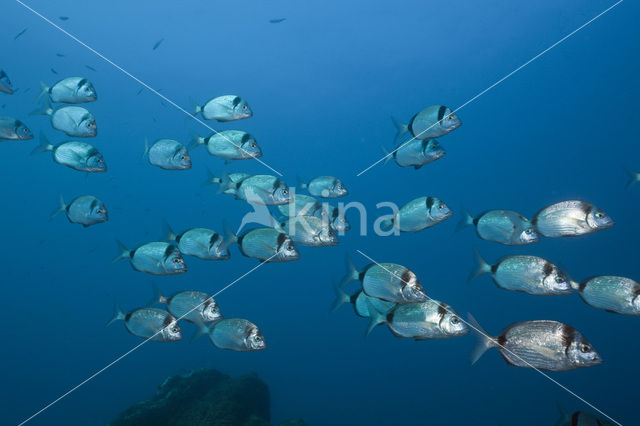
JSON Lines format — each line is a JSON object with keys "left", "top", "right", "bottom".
{"left": 1, "top": 0, "right": 638, "bottom": 424}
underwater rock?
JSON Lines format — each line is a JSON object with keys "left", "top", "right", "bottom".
{"left": 110, "top": 369, "right": 270, "bottom": 426}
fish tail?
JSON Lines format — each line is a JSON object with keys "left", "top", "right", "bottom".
{"left": 190, "top": 318, "right": 210, "bottom": 342}
{"left": 190, "top": 132, "right": 205, "bottom": 150}
{"left": 296, "top": 175, "right": 308, "bottom": 190}
{"left": 217, "top": 171, "right": 233, "bottom": 194}
{"left": 380, "top": 218, "right": 394, "bottom": 231}
{"left": 35, "top": 81, "right": 49, "bottom": 103}
{"left": 468, "top": 247, "right": 491, "bottom": 282}
{"left": 49, "top": 195, "right": 66, "bottom": 221}
{"left": 364, "top": 298, "right": 387, "bottom": 336}
{"left": 220, "top": 219, "right": 238, "bottom": 252}
{"left": 148, "top": 283, "right": 167, "bottom": 306}
{"left": 106, "top": 302, "right": 125, "bottom": 326}
{"left": 162, "top": 218, "right": 176, "bottom": 242}
{"left": 625, "top": 168, "right": 639, "bottom": 190}
{"left": 142, "top": 137, "right": 150, "bottom": 160}
{"left": 467, "top": 313, "right": 497, "bottom": 365}
{"left": 339, "top": 255, "right": 360, "bottom": 287}
{"left": 112, "top": 239, "right": 131, "bottom": 263}
{"left": 554, "top": 402, "right": 570, "bottom": 426}
{"left": 29, "top": 97, "right": 52, "bottom": 117}
{"left": 190, "top": 97, "right": 201, "bottom": 116}
{"left": 381, "top": 145, "right": 394, "bottom": 165}
{"left": 455, "top": 206, "right": 474, "bottom": 232}
{"left": 330, "top": 280, "right": 351, "bottom": 313}
{"left": 391, "top": 116, "right": 409, "bottom": 144}
{"left": 31, "top": 131, "right": 54, "bottom": 156}
{"left": 203, "top": 168, "right": 220, "bottom": 187}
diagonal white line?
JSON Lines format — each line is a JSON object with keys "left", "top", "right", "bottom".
{"left": 356, "top": 0, "right": 624, "bottom": 177}
{"left": 17, "top": 252, "right": 278, "bottom": 426}
{"left": 355, "top": 249, "right": 622, "bottom": 426}
{"left": 15, "top": 0, "right": 283, "bottom": 177}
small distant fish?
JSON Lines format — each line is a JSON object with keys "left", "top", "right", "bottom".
{"left": 195, "top": 318, "right": 266, "bottom": 351}
{"left": 0, "top": 116, "right": 33, "bottom": 140}
{"left": 222, "top": 221, "right": 299, "bottom": 262}
{"left": 143, "top": 138, "right": 191, "bottom": 170}
{"left": 532, "top": 201, "right": 614, "bottom": 238}
{"left": 50, "top": 68, "right": 58, "bottom": 75}
{"left": 150, "top": 284, "right": 222, "bottom": 323}
{"left": 204, "top": 169, "right": 249, "bottom": 195}
{"left": 469, "top": 249, "right": 573, "bottom": 296}
{"left": 38, "top": 77, "right": 97, "bottom": 103}
{"left": 469, "top": 315, "right": 602, "bottom": 371}
{"left": 108, "top": 305, "right": 182, "bottom": 342}
{"left": 30, "top": 99, "right": 97, "bottom": 137}
{"left": 56, "top": 53, "right": 65, "bottom": 57}
{"left": 392, "top": 105, "right": 462, "bottom": 142}
{"left": 192, "top": 130, "right": 262, "bottom": 161}
{"left": 152, "top": 38, "right": 164, "bottom": 50}
{"left": 51, "top": 195, "right": 108, "bottom": 227}
{"left": 340, "top": 257, "right": 427, "bottom": 304}
{"left": 577, "top": 276, "right": 640, "bottom": 315}
{"left": 112, "top": 240, "right": 187, "bottom": 275}
{"left": 298, "top": 176, "right": 348, "bottom": 198}
{"left": 164, "top": 221, "right": 229, "bottom": 260}
{"left": 279, "top": 215, "right": 337, "bottom": 247}
{"left": 192, "top": 95, "right": 252, "bottom": 121}
{"left": 31, "top": 131, "right": 106, "bottom": 172}
{"left": 14, "top": 28, "right": 28, "bottom": 40}
{"left": 136, "top": 88, "right": 143, "bottom": 95}
{"left": 0, "top": 69, "right": 14, "bottom": 94}
{"left": 59, "top": 16, "right": 69, "bottom": 21}
{"left": 221, "top": 174, "right": 291, "bottom": 205}
{"left": 385, "top": 138, "right": 446, "bottom": 169}
{"left": 269, "top": 18, "right": 287, "bottom": 23}
{"left": 381, "top": 196, "right": 452, "bottom": 232}
{"left": 457, "top": 208, "right": 538, "bottom": 245}
{"left": 85, "top": 65, "right": 96, "bottom": 71}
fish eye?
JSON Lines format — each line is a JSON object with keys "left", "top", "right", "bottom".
{"left": 251, "top": 142, "right": 256, "bottom": 148}
{"left": 580, "top": 343, "right": 590, "bottom": 353}
{"left": 171, "top": 326, "right": 178, "bottom": 333}
{"left": 555, "top": 275, "right": 566, "bottom": 283}
{"left": 173, "top": 258, "right": 181, "bottom": 264}
{"left": 525, "top": 228, "right": 533, "bottom": 235}
{"left": 242, "top": 105, "right": 248, "bottom": 110}
{"left": 451, "top": 317, "right": 459, "bottom": 324}
{"left": 282, "top": 188, "right": 288, "bottom": 194}
{"left": 287, "top": 244, "right": 294, "bottom": 251}
{"left": 595, "top": 212, "right": 603, "bottom": 218}
{"left": 438, "top": 203, "right": 444, "bottom": 210}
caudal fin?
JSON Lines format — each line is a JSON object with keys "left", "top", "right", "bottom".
{"left": 29, "top": 97, "right": 52, "bottom": 117}
{"left": 190, "top": 97, "right": 201, "bottom": 116}
{"left": 554, "top": 402, "right": 570, "bottom": 426}
{"left": 625, "top": 168, "right": 639, "bottom": 190}
{"left": 142, "top": 138, "right": 150, "bottom": 160}
{"left": 339, "top": 255, "right": 360, "bottom": 287}
{"left": 148, "top": 283, "right": 167, "bottom": 306}
{"left": 191, "top": 318, "right": 211, "bottom": 342}
{"left": 35, "top": 81, "right": 49, "bottom": 103}
{"left": 106, "top": 303, "right": 125, "bottom": 326}
{"left": 219, "top": 219, "right": 239, "bottom": 252}
{"left": 49, "top": 195, "right": 66, "bottom": 221}
{"left": 380, "top": 218, "right": 394, "bottom": 232}
{"left": 468, "top": 313, "right": 497, "bottom": 365}
{"left": 217, "top": 171, "right": 233, "bottom": 194}
{"left": 190, "top": 132, "right": 205, "bottom": 150}
{"left": 381, "top": 145, "right": 395, "bottom": 166}
{"left": 296, "top": 175, "right": 308, "bottom": 191}
{"left": 455, "top": 206, "right": 474, "bottom": 232}
{"left": 468, "top": 248, "right": 491, "bottom": 282}
{"left": 162, "top": 218, "right": 177, "bottom": 242}
{"left": 330, "top": 280, "right": 351, "bottom": 312}
{"left": 202, "top": 168, "right": 220, "bottom": 188}
{"left": 112, "top": 239, "right": 131, "bottom": 263}
{"left": 365, "top": 299, "right": 387, "bottom": 336}
{"left": 391, "top": 116, "right": 409, "bottom": 144}
{"left": 31, "top": 131, "right": 54, "bottom": 156}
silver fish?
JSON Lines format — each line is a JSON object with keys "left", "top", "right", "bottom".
{"left": 555, "top": 406, "right": 616, "bottom": 426}
{"left": 469, "top": 250, "right": 573, "bottom": 296}
{"left": 143, "top": 138, "right": 191, "bottom": 170}
{"left": 386, "top": 139, "right": 446, "bottom": 169}
{"left": 367, "top": 300, "right": 468, "bottom": 338}
{"left": 31, "top": 99, "right": 96, "bottom": 137}
{"left": 0, "top": 116, "right": 33, "bottom": 140}
{"left": 51, "top": 195, "right": 107, "bottom": 227}
{"left": 469, "top": 315, "right": 602, "bottom": 371}
{"left": 381, "top": 196, "right": 452, "bottom": 232}
{"left": 0, "top": 70, "right": 14, "bottom": 94}
{"left": 108, "top": 306, "right": 182, "bottom": 342}
{"left": 457, "top": 209, "right": 539, "bottom": 245}
{"left": 577, "top": 276, "right": 640, "bottom": 315}
{"left": 31, "top": 132, "right": 106, "bottom": 172}
{"left": 113, "top": 240, "right": 187, "bottom": 275}
{"left": 340, "top": 258, "right": 428, "bottom": 304}
{"left": 321, "top": 203, "right": 350, "bottom": 232}
{"left": 392, "top": 105, "right": 462, "bottom": 142}
{"left": 331, "top": 282, "right": 396, "bottom": 317}
{"left": 193, "top": 95, "right": 252, "bottom": 121}
{"left": 222, "top": 174, "right": 291, "bottom": 205}
{"left": 223, "top": 222, "right": 299, "bottom": 262}
{"left": 197, "top": 318, "right": 266, "bottom": 351}
{"left": 298, "top": 176, "right": 348, "bottom": 198}
{"left": 279, "top": 215, "right": 337, "bottom": 247}
{"left": 164, "top": 221, "right": 229, "bottom": 260}
{"left": 151, "top": 284, "right": 222, "bottom": 323}
{"left": 192, "top": 130, "right": 262, "bottom": 161}
{"left": 205, "top": 169, "right": 250, "bottom": 195}
{"left": 532, "top": 201, "right": 614, "bottom": 238}
{"left": 277, "top": 194, "right": 323, "bottom": 218}
{"left": 38, "top": 77, "right": 97, "bottom": 103}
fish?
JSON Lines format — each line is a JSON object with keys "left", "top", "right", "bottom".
{"left": 0, "top": 69, "right": 14, "bottom": 94}
{"left": 152, "top": 38, "right": 164, "bottom": 50}
{"left": 150, "top": 284, "right": 222, "bottom": 323}
{"left": 31, "top": 132, "right": 106, "bottom": 172}
{"left": 221, "top": 174, "right": 292, "bottom": 205}
{"left": 277, "top": 194, "right": 324, "bottom": 218}
{"left": 340, "top": 257, "right": 428, "bottom": 304}
{"left": 222, "top": 221, "right": 299, "bottom": 262}
{"left": 279, "top": 215, "right": 338, "bottom": 247}
{"left": 367, "top": 300, "right": 468, "bottom": 339}
{"left": 392, "top": 105, "right": 462, "bottom": 142}
{"left": 532, "top": 201, "right": 614, "bottom": 238}
{"left": 385, "top": 139, "right": 446, "bottom": 169}
{"left": 298, "top": 176, "right": 348, "bottom": 198}
{"left": 85, "top": 65, "right": 96, "bottom": 71}
{"left": 192, "top": 95, "right": 252, "bottom": 121}
{"left": 50, "top": 68, "right": 58, "bottom": 75}
{"left": 381, "top": 196, "right": 452, "bottom": 232}
{"left": 195, "top": 318, "right": 266, "bottom": 351}
{"left": 331, "top": 281, "right": 396, "bottom": 317}
{"left": 50, "top": 195, "right": 108, "bottom": 227}
{"left": 625, "top": 169, "right": 640, "bottom": 189}
{"left": 38, "top": 77, "right": 97, "bottom": 103}
{"left": 577, "top": 276, "right": 640, "bottom": 315}
{"left": 112, "top": 240, "right": 187, "bottom": 275}
{"left": 191, "top": 130, "right": 262, "bottom": 161}
{"left": 469, "top": 249, "right": 574, "bottom": 296}
{"left": 269, "top": 18, "right": 287, "bottom": 23}
{"left": 555, "top": 405, "right": 616, "bottom": 426}
{"left": 56, "top": 53, "right": 65, "bottom": 57}
{"left": 143, "top": 138, "right": 191, "bottom": 170}
{"left": 14, "top": 28, "right": 28, "bottom": 40}
{"left": 204, "top": 169, "right": 250, "bottom": 195}
{"left": 468, "top": 314, "right": 602, "bottom": 371}
{"left": 164, "top": 221, "right": 229, "bottom": 260}
{"left": 321, "top": 204, "right": 350, "bottom": 232}
{"left": 457, "top": 208, "right": 539, "bottom": 245}
{"left": 0, "top": 116, "right": 33, "bottom": 140}
{"left": 59, "top": 16, "right": 69, "bottom": 21}
{"left": 30, "top": 99, "right": 97, "bottom": 137}
{"left": 108, "top": 305, "right": 182, "bottom": 342}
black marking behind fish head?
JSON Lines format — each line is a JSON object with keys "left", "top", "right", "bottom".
{"left": 232, "top": 96, "right": 241, "bottom": 107}
{"left": 542, "top": 261, "right": 554, "bottom": 277}
{"left": 437, "top": 105, "right": 447, "bottom": 122}
{"left": 425, "top": 196, "right": 434, "bottom": 212}
{"left": 561, "top": 324, "right": 576, "bottom": 356}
